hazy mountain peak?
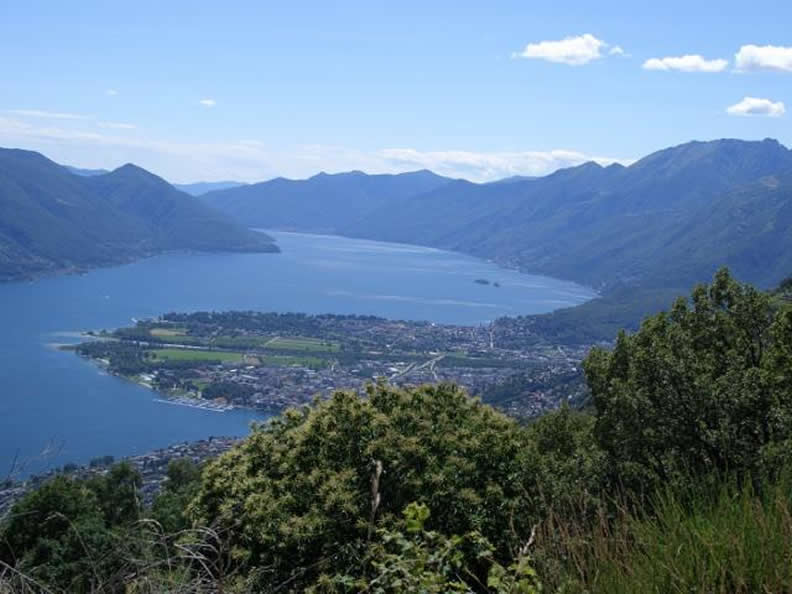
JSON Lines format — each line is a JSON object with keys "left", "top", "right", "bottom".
{"left": 108, "top": 163, "right": 173, "bottom": 188}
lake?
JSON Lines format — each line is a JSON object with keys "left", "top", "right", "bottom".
{"left": 0, "top": 231, "right": 595, "bottom": 477}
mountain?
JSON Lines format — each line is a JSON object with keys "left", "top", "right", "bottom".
{"left": 203, "top": 138, "right": 792, "bottom": 340}
{"left": 202, "top": 169, "right": 453, "bottom": 233}
{"left": 174, "top": 181, "right": 247, "bottom": 196}
{"left": 0, "top": 148, "right": 277, "bottom": 281}
{"left": 345, "top": 139, "right": 792, "bottom": 291}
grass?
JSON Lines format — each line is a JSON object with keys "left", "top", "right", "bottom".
{"left": 144, "top": 333, "right": 340, "bottom": 353}
{"left": 149, "top": 327, "right": 187, "bottom": 337}
{"left": 256, "top": 354, "right": 327, "bottom": 368}
{"left": 150, "top": 349, "right": 243, "bottom": 363}
{"left": 536, "top": 476, "right": 792, "bottom": 594}
{"left": 265, "top": 336, "right": 340, "bottom": 352}
{"left": 148, "top": 348, "right": 325, "bottom": 368}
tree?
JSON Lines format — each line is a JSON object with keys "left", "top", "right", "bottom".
{"left": 189, "top": 383, "right": 536, "bottom": 591}
{"left": 310, "top": 502, "right": 542, "bottom": 593}
{"left": 0, "top": 476, "right": 117, "bottom": 592}
{"left": 584, "top": 268, "right": 792, "bottom": 490}
{"left": 88, "top": 461, "right": 142, "bottom": 527}
{"left": 150, "top": 459, "right": 201, "bottom": 534}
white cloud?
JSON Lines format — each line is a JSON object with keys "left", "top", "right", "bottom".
{"left": 642, "top": 55, "right": 728, "bottom": 72}
{"left": 199, "top": 99, "right": 217, "bottom": 107}
{"left": 6, "top": 109, "right": 90, "bottom": 120}
{"left": 726, "top": 96, "right": 785, "bottom": 117}
{"left": 735, "top": 44, "right": 792, "bottom": 72}
{"left": 513, "top": 34, "right": 609, "bottom": 66}
{"left": 609, "top": 45, "right": 628, "bottom": 56}
{"left": 105, "top": 89, "right": 118, "bottom": 96}
{"left": 0, "top": 114, "right": 631, "bottom": 183}
{"left": 378, "top": 148, "right": 631, "bottom": 181}
{"left": 97, "top": 121, "right": 136, "bottom": 130}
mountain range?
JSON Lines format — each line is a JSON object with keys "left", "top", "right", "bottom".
{"left": 0, "top": 148, "right": 277, "bottom": 281}
{"left": 202, "top": 169, "right": 452, "bottom": 233}
{"left": 4, "top": 139, "right": 792, "bottom": 341}
{"left": 204, "top": 139, "right": 792, "bottom": 293}
{"left": 64, "top": 165, "right": 246, "bottom": 197}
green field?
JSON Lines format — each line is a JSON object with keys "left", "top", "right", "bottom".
{"left": 150, "top": 348, "right": 244, "bottom": 362}
{"left": 255, "top": 353, "right": 328, "bottom": 368}
{"left": 265, "top": 336, "right": 340, "bottom": 352}
{"left": 150, "top": 327, "right": 188, "bottom": 337}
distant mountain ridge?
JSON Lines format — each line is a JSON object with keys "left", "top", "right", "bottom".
{"left": 202, "top": 169, "right": 453, "bottom": 233}
{"left": 62, "top": 163, "right": 247, "bottom": 196}
{"left": 0, "top": 148, "right": 277, "bottom": 281}
{"left": 205, "top": 138, "right": 792, "bottom": 293}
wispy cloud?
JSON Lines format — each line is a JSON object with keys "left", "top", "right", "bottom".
{"left": 379, "top": 148, "right": 631, "bottom": 181}
{"left": 726, "top": 96, "right": 785, "bottom": 117}
{"left": 199, "top": 99, "right": 217, "bottom": 107}
{"left": 105, "top": 89, "right": 118, "bottom": 96}
{"left": 97, "top": 121, "right": 136, "bottom": 130}
{"left": 609, "top": 45, "right": 629, "bottom": 57}
{"left": 512, "top": 34, "right": 611, "bottom": 66}
{"left": 6, "top": 109, "right": 91, "bottom": 120}
{"left": 643, "top": 54, "right": 728, "bottom": 72}
{"left": 735, "top": 44, "right": 792, "bottom": 72}
{"left": 0, "top": 113, "right": 633, "bottom": 183}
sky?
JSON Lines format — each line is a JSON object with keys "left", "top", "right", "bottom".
{"left": 1, "top": 0, "right": 791, "bottom": 183}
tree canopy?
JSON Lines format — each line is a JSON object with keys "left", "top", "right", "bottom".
{"left": 585, "top": 268, "right": 792, "bottom": 489}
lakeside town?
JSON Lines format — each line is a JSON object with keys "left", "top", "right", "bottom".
{"left": 72, "top": 311, "right": 593, "bottom": 417}
{"left": 0, "top": 437, "right": 238, "bottom": 518}
{"left": 2, "top": 311, "right": 597, "bottom": 517}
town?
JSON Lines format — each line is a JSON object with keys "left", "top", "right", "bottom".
{"left": 72, "top": 311, "right": 593, "bottom": 418}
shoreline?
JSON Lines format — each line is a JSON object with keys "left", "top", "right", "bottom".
{"left": 0, "top": 436, "right": 241, "bottom": 517}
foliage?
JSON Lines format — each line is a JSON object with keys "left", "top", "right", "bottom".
{"left": 0, "top": 475, "right": 126, "bottom": 592}
{"left": 584, "top": 268, "right": 792, "bottom": 491}
{"left": 189, "top": 382, "right": 537, "bottom": 590}
{"left": 150, "top": 459, "right": 202, "bottom": 535}
{"left": 311, "top": 502, "right": 542, "bottom": 593}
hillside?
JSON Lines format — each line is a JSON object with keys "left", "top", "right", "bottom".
{"left": 0, "top": 148, "right": 277, "bottom": 281}
{"left": 206, "top": 139, "right": 792, "bottom": 291}
{"left": 202, "top": 169, "right": 452, "bottom": 233}
{"left": 200, "top": 138, "right": 792, "bottom": 341}
{"left": 348, "top": 139, "right": 792, "bottom": 291}
{"left": 205, "top": 139, "right": 792, "bottom": 293}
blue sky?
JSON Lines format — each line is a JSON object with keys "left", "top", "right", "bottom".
{"left": 1, "top": 0, "right": 790, "bottom": 182}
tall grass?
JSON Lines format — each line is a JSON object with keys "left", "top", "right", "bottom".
{"left": 537, "top": 475, "right": 792, "bottom": 593}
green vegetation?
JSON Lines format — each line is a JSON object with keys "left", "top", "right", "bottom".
{"left": 265, "top": 336, "right": 340, "bottom": 352}
{"left": 149, "top": 327, "right": 187, "bottom": 337}
{"left": 5, "top": 270, "right": 792, "bottom": 592}
{"left": 150, "top": 348, "right": 244, "bottom": 363}
{"left": 540, "top": 477, "right": 792, "bottom": 593}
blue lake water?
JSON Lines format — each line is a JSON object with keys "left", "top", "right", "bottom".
{"left": 0, "top": 231, "right": 595, "bottom": 477}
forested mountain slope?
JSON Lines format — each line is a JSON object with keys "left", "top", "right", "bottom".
{"left": 0, "top": 148, "right": 277, "bottom": 280}
{"left": 205, "top": 139, "right": 792, "bottom": 292}
{"left": 347, "top": 139, "right": 792, "bottom": 291}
